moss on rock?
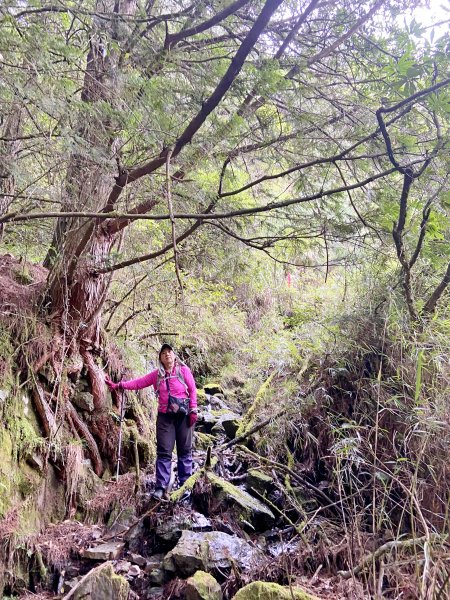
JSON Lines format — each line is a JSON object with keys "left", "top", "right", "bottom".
{"left": 195, "top": 431, "right": 217, "bottom": 450}
{"left": 232, "top": 581, "right": 320, "bottom": 600}
{"left": 69, "top": 561, "right": 129, "bottom": 599}
{"left": 186, "top": 570, "right": 223, "bottom": 600}
{"left": 205, "top": 472, "right": 274, "bottom": 530}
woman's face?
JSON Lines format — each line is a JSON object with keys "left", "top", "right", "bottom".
{"left": 160, "top": 349, "right": 175, "bottom": 370}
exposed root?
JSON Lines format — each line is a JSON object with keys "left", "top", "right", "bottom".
{"left": 67, "top": 401, "right": 103, "bottom": 476}
{"left": 31, "top": 383, "right": 57, "bottom": 438}
{"left": 81, "top": 350, "right": 107, "bottom": 410}
{"left": 64, "top": 444, "right": 83, "bottom": 516}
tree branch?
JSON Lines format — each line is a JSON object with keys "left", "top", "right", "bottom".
{"left": 338, "top": 534, "right": 442, "bottom": 580}
{"left": 423, "top": 262, "right": 450, "bottom": 315}
{"left": 164, "top": 0, "right": 252, "bottom": 48}
{"left": 392, "top": 170, "right": 418, "bottom": 321}
{"left": 104, "top": 0, "right": 284, "bottom": 210}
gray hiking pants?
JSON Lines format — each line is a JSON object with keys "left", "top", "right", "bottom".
{"left": 155, "top": 412, "right": 193, "bottom": 489}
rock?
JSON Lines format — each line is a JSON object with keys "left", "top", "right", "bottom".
{"left": 26, "top": 452, "right": 44, "bottom": 472}
{"left": 199, "top": 411, "right": 218, "bottom": 432}
{"left": 144, "top": 589, "right": 165, "bottom": 599}
{"left": 204, "top": 383, "right": 224, "bottom": 396}
{"left": 63, "top": 576, "right": 82, "bottom": 592}
{"left": 76, "top": 463, "right": 104, "bottom": 517}
{"left": 211, "top": 421, "right": 226, "bottom": 435}
{"left": 156, "top": 510, "right": 212, "bottom": 544}
{"left": 148, "top": 567, "right": 165, "bottom": 585}
{"left": 130, "top": 553, "right": 147, "bottom": 566}
{"left": 0, "top": 389, "right": 9, "bottom": 402}
{"left": 69, "top": 561, "right": 129, "bottom": 599}
{"left": 163, "top": 530, "right": 261, "bottom": 577}
{"left": 83, "top": 541, "right": 125, "bottom": 560}
{"left": 128, "top": 564, "right": 141, "bottom": 577}
{"left": 231, "top": 581, "right": 320, "bottom": 600}
{"left": 219, "top": 414, "right": 241, "bottom": 439}
{"left": 123, "top": 517, "right": 145, "bottom": 553}
{"left": 73, "top": 391, "right": 95, "bottom": 412}
{"left": 91, "top": 528, "right": 102, "bottom": 541}
{"left": 209, "top": 395, "right": 229, "bottom": 410}
{"left": 195, "top": 431, "right": 217, "bottom": 450}
{"left": 114, "top": 560, "right": 131, "bottom": 573}
{"left": 144, "top": 554, "right": 165, "bottom": 584}
{"left": 144, "top": 555, "right": 164, "bottom": 572}
{"left": 186, "top": 570, "right": 223, "bottom": 600}
{"left": 197, "top": 389, "right": 208, "bottom": 406}
{"left": 246, "top": 469, "right": 274, "bottom": 496}
{"left": 206, "top": 472, "right": 275, "bottom": 530}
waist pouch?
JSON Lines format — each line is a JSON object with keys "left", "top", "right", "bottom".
{"left": 167, "top": 395, "right": 189, "bottom": 415}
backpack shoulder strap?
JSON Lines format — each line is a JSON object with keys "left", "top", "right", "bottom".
{"left": 176, "top": 365, "right": 188, "bottom": 394}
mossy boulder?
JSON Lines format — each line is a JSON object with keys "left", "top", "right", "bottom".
{"left": 197, "top": 389, "right": 208, "bottom": 406}
{"left": 211, "top": 412, "right": 241, "bottom": 439}
{"left": 231, "top": 581, "right": 320, "bottom": 600}
{"left": 195, "top": 431, "right": 217, "bottom": 450}
{"left": 73, "top": 391, "right": 95, "bottom": 412}
{"left": 206, "top": 472, "right": 275, "bottom": 530}
{"left": 246, "top": 469, "right": 274, "bottom": 496}
{"left": 186, "top": 570, "right": 223, "bottom": 600}
{"left": 204, "top": 383, "right": 224, "bottom": 396}
{"left": 68, "top": 561, "right": 129, "bottom": 599}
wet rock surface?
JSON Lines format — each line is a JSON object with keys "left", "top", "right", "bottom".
{"left": 65, "top": 561, "right": 129, "bottom": 599}
{"left": 163, "top": 530, "right": 261, "bottom": 576}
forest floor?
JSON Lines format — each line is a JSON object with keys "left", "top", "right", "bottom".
{"left": 16, "top": 396, "right": 371, "bottom": 600}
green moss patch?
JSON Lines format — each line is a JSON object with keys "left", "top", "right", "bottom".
{"left": 232, "top": 581, "right": 320, "bottom": 600}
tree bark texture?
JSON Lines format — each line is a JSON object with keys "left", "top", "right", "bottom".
{"left": 44, "top": 0, "right": 137, "bottom": 343}
{"left": 0, "top": 108, "right": 24, "bottom": 239}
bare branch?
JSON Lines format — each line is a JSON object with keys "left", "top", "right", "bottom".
{"left": 164, "top": 0, "right": 252, "bottom": 48}
{"left": 166, "top": 147, "right": 183, "bottom": 296}
{"left": 423, "top": 262, "right": 450, "bottom": 315}
{"left": 392, "top": 170, "right": 418, "bottom": 320}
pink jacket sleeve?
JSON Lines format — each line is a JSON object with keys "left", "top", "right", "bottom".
{"left": 121, "top": 369, "right": 158, "bottom": 391}
{"left": 181, "top": 365, "right": 197, "bottom": 410}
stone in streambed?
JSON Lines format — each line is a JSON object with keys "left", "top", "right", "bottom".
{"left": 82, "top": 541, "right": 125, "bottom": 560}
{"left": 206, "top": 472, "right": 274, "bottom": 530}
{"left": 186, "top": 570, "right": 223, "bottom": 600}
{"left": 231, "top": 581, "right": 320, "bottom": 600}
{"left": 163, "top": 530, "right": 260, "bottom": 577}
{"left": 69, "top": 561, "right": 129, "bottom": 599}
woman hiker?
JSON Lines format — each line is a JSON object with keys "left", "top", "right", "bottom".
{"left": 105, "top": 343, "right": 198, "bottom": 500}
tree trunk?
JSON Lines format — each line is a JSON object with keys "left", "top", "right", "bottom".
{"left": 40, "top": 0, "right": 137, "bottom": 471}
{"left": 44, "top": 0, "right": 136, "bottom": 339}
{"left": 0, "top": 108, "right": 24, "bottom": 239}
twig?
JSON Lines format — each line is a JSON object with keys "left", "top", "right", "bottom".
{"left": 166, "top": 146, "right": 183, "bottom": 297}
{"left": 217, "top": 407, "right": 288, "bottom": 450}
{"left": 251, "top": 487, "right": 309, "bottom": 544}
{"left": 237, "top": 445, "right": 337, "bottom": 511}
{"left": 338, "top": 534, "right": 442, "bottom": 579}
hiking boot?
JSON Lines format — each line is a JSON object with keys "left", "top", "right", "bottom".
{"left": 151, "top": 487, "right": 166, "bottom": 500}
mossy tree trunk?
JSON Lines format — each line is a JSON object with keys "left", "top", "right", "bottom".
{"left": 39, "top": 0, "right": 138, "bottom": 472}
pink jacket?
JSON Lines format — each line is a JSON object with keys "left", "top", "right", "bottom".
{"left": 121, "top": 362, "right": 197, "bottom": 414}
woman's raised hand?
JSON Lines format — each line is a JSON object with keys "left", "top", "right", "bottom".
{"left": 105, "top": 376, "right": 121, "bottom": 391}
